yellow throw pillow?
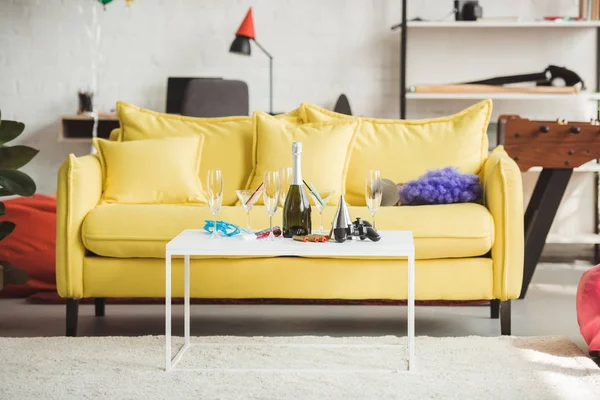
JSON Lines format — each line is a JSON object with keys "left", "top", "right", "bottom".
{"left": 246, "top": 112, "right": 359, "bottom": 204}
{"left": 116, "top": 101, "right": 305, "bottom": 206}
{"left": 93, "top": 136, "right": 205, "bottom": 204}
{"left": 301, "top": 100, "right": 492, "bottom": 205}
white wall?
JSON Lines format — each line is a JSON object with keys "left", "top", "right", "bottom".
{"left": 0, "top": 0, "right": 596, "bottom": 242}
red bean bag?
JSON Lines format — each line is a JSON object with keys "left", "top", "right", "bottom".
{"left": 576, "top": 264, "right": 600, "bottom": 356}
{"left": 0, "top": 195, "right": 56, "bottom": 297}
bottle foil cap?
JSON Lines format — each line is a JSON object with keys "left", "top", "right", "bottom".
{"left": 292, "top": 142, "right": 302, "bottom": 155}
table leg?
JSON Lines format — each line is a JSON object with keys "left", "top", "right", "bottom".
{"left": 184, "top": 254, "right": 190, "bottom": 346}
{"left": 520, "top": 168, "right": 572, "bottom": 298}
{"left": 408, "top": 252, "right": 415, "bottom": 371}
{"left": 165, "top": 252, "right": 172, "bottom": 371}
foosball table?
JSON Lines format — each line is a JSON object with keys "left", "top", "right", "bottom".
{"left": 497, "top": 116, "right": 600, "bottom": 298}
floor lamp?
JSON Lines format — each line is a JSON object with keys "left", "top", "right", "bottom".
{"left": 229, "top": 7, "right": 274, "bottom": 115}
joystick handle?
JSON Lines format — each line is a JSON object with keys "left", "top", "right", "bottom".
{"left": 365, "top": 226, "right": 381, "bottom": 242}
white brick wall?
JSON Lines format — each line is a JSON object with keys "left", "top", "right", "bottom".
{"left": 0, "top": 0, "right": 595, "bottom": 240}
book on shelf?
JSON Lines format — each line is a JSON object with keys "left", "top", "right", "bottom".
{"left": 581, "top": 0, "right": 600, "bottom": 20}
{"left": 581, "top": 0, "right": 590, "bottom": 19}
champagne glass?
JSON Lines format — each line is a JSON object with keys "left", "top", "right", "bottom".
{"left": 236, "top": 187, "right": 263, "bottom": 233}
{"left": 263, "top": 171, "right": 280, "bottom": 241}
{"left": 207, "top": 170, "right": 223, "bottom": 239}
{"left": 365, "top": 170, "right": 382, "bottom": 230}
{"left": 279, "top": 167, "right": 292, "bottom": 207}
{"left": 308, "top": 190, "right": 336, "bottom": 234}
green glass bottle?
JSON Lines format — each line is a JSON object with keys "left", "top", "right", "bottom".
{"left": 283, "top": 142, "right": 312, "bottom": 237}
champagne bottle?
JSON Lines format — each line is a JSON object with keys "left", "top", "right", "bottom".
{"left": 283, "top": 142, "right": 312, "bottom": 238}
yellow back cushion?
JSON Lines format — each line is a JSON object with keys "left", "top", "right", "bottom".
{"left": 93, "top": 136, "right": 205, "bottom": 204}
{"left": 301, "top": 100, "right": 492, "bottom": 205}
{"left": 246, "top": 112, "right": 359, "bottom": 204}
{"left": 116, "top": 101, "right": 304, "bottom": 206}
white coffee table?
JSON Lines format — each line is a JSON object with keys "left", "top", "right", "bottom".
{"left": 165, "top": 230, "right": 415, "bottom": 372}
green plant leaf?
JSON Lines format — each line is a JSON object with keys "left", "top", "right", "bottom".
{"left": 0, "top": 221, "right": 15, "bottom": 240}
{"left": 0, "top": 188, "right": 11, "bottom": 197}
{"left": 0, "top": 170, "right": 36, "bottom": 196}
{"left": 0, "top": 120, "right": 25, "bottom": 145}
{"left": 0, "top": 202, "right": 4, "bottom": 216}
{"left": 0, "top": 261, "right": 29, "bottom": 285}
{"left": 0, "top": 146, "right": 39, "bottom": 169}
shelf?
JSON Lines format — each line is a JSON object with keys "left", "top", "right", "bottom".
{"left": 61, "top": 114, "right": 118, "bottom": 121}
{"left": 59, "top": 115, "right": 119, "bottom": 142}
{"left": 529, "top": 164, "right": 600, "bottom": 173}
{"left": 546, "top": 233, "right": 600, "bottom": 244}
{"left": 406, "top": 92, "right": 600, "bottom": 100}
{"left": 406, "top": 21, "right": 600, "bottom": 28}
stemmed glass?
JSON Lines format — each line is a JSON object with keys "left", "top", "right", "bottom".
{"left": 308, "top": 190, "right": 336, "bottom": 234}
{"left": 263, "top": 171, "right": 280, "bottom": 241}
{"left": 278, "top": 167, "right": 292, "bottom": 207}
{"left": 365, "top": 170, "right": 382, "bottom": 230}
{"left": 236, "top": 187, "right": 263, "bottom": 233}
{"left": 207, "top": 170, "right": 223, "bottom": 239}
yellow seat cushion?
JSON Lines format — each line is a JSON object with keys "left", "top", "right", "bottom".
{"left": 82, "top": 203, "right": 493, "bottom": 260}
{"left": 116, "top": 101, "right": 304, "bottom": 206}
{"left": 246, "top": 112, "right": 359, "bottom": 203}
{"left": 82, "top": 256, "right": 494, "bottom": 301}
{"left": 301, "top": 100, "right": 492, "bottom": 205}
{"left": 93, "top": 137, "right": 205, "bottom": 204}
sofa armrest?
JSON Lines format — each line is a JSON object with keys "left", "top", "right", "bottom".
{"left": 482, "top": 145, "right": 524, "bottom": 300}
{"left": 56, "top": 154, "right": 102, "bottom": 298}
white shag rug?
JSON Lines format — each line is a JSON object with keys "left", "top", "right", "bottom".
{"left": 0, "top": 335, "right": 598, "bottom": 400}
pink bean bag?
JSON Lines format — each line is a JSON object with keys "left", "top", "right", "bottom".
{"left": 576, "top": 264, "right": 600, "bottom": 356}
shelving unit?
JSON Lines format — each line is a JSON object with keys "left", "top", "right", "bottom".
{"left": 395, "top": 2, "right": 600, "bottom": 297}
{"left": 407, "top": 92, "right": 600, "bottom": 100}
{"left": 395, "top": 3, "right": 600, "bottom": 118}
{"left": 407, "top": 21, "right": 600, "bottom": 28}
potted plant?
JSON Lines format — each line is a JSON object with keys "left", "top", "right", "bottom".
{"left": 0, "top": 111, "right": 39, "bottom": 289}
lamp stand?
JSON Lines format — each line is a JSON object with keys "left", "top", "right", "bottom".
{"left": 252, "top": 38, "right": 273, "bottom": 115}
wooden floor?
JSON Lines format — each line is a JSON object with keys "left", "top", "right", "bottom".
{"left": 0, "top": 261, "right": 590, "bottom": 352}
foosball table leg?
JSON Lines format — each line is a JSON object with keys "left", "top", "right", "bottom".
{"left": 520, "top": 168, "right": 573, "bottom": 299}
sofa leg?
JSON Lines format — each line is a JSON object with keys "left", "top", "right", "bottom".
{"left": 500, "top": 300, "right": 511, "bottom": 336}
{"left": 95, "top": 298, "right": 105, "bottom": 317}
{"left": 490, "top": 299, "right": 500, "bottom": 319}
{"left": 66, "top": 299, "right": 79, "bottom": 337}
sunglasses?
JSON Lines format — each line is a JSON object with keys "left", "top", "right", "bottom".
{"left": 203, "top": 220, "right": 246, "bottom": 237}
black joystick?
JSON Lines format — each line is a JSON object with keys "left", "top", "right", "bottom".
{"left": 333, "top": 217, "right": 381, "bottom": 243}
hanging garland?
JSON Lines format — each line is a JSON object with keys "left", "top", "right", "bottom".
{"left": 95, "top": 0, "right": 135, "bottom": 9}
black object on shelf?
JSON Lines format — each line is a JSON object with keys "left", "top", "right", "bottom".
{"left": 77, "top": 91, "right": 94, "bottom": 114}
{"left": 464, "top": 65, "right": 586, "bottom": 89}
{"left": 454, "top": 1, "right": 482, "bottom": 21}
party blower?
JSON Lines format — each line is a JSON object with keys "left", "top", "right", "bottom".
{"left": 329, "top": 195, "right": 381, "bottom": 243}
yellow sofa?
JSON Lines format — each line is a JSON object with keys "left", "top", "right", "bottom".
{"left": 56, "top": 100, "right": 524, "bottom": 336}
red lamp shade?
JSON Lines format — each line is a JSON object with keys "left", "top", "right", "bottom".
{"left": 235, "top": 7, "right": 255, "bottom": 39}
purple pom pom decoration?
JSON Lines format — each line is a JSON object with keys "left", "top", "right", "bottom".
{"left": 398, "top": 167, "right": 482, "bottom": 206}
